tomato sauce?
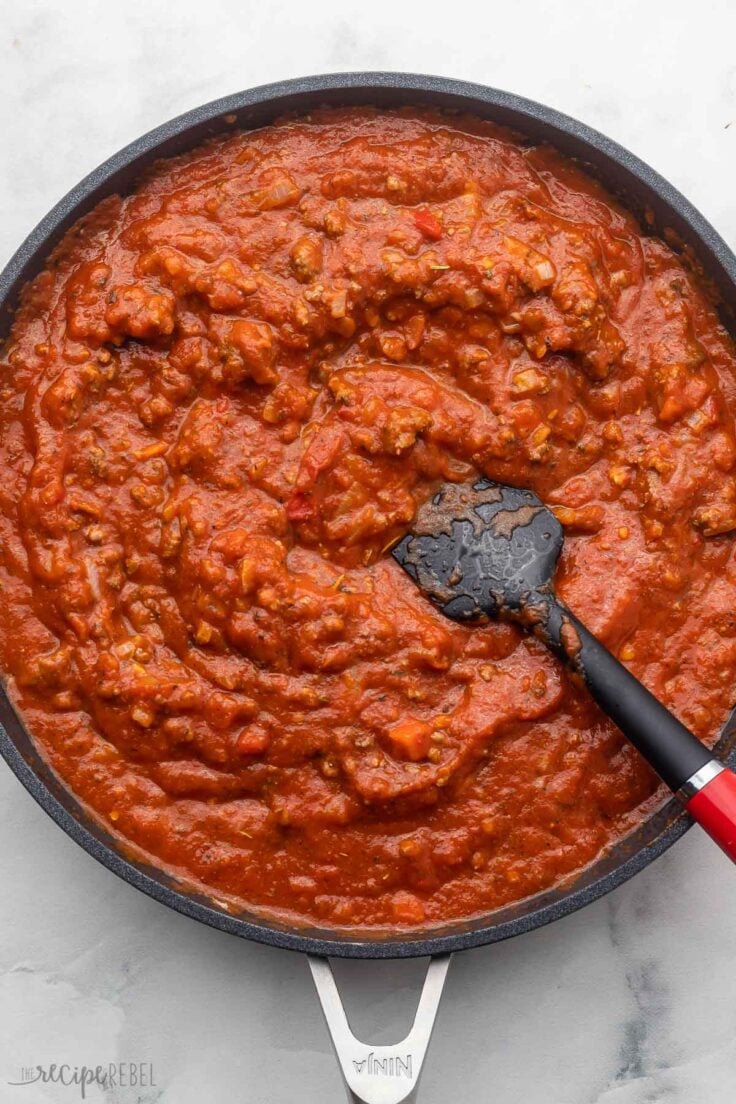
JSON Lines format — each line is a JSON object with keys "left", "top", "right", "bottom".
{"left": 2, "top": 107, "right": 736, "bottom": 930}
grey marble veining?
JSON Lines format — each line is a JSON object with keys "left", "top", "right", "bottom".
{"left": 2, "top": 0, "right": 736, "bottom": 1101}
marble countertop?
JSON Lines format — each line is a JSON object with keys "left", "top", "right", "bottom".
{"left": 2, "top": 1, "right": 736, "bottom": 1101}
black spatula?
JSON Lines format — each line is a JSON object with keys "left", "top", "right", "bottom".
{"left": 392, "top": 478, "right": 736, "bottom": 862}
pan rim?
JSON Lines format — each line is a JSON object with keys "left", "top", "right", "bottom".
{"left": 1, "top": 70, "right": 735, "bottom": 959}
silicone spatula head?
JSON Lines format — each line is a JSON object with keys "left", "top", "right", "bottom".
{"left": 391, "top": 478, "right": 564, "bottom": 623}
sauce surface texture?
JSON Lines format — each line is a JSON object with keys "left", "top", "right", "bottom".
{"left": 2, "top": 108, "right": 736, "bottom": 930}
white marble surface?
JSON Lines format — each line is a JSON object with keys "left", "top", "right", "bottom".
{"left": 2, "top": 1, "right": 736, "bottom": 1101}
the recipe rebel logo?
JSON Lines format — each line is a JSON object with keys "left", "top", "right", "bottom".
{"left": 8, "top": 1062, "right": 156, "bottom": 1099}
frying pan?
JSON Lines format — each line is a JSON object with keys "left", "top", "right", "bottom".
{"left": 2, "top": 72, "right": 736, "bottom": 1104}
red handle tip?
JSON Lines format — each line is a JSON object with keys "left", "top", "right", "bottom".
{"left": 687, "top": 768, "right": 736, "bottom": 862}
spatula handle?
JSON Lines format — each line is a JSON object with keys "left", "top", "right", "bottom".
{"left": 540, "top": 596, "right": 736, "bottom": 861}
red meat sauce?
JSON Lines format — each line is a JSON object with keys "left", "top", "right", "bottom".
{"left": 2, "top": 107, "right": 736, "bottom": 931}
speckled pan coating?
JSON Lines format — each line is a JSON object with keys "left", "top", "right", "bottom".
{"left": 1, "top": 71, "right": 735, "bottom": 959}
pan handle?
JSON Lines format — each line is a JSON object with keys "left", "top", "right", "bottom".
{"left": 308, "top": 953, "right": 452, "bottom": 1104}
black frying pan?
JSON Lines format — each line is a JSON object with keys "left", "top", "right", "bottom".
{"left": 2, "top": 73, "right": 735, "bottom": 1104}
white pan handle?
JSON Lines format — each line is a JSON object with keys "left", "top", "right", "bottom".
{"left": 308, "top": 953, "right": 452, "bottom": 1104}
